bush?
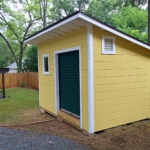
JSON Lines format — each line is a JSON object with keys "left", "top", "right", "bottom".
{"left": 20, "top": 81, "right": 26, "bottom": 87}
{"left": 23, "top": 46, "right": 38, "bottom": 72}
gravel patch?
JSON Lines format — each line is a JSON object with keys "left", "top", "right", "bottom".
{"left": 0, "top": 128, "right": 91, "bottom": 150}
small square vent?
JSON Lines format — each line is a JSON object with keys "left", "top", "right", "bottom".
{"left": 102, "top": 36, "right": 116, "bottom": 54}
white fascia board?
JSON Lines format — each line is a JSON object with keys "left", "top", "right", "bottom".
{"left": 79, "top": 14, "right": 150, "bottom": 50}
{"left": 25, "top": 14, "right": 80, "bottom": 43}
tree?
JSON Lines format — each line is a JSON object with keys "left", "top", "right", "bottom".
{"left": 0, "top": 37, "right": 14, "bottom": 67}
{"left": 0, "top": 0, "right": 42, "bottom": 72}
{"left": 23, "top": 46, "right": 38, "bottom": 72}
{"left": 112, "top": 6, "right": 148, "bottom": 42}
{"left": 39, "top": 0, "right": 53, "bottom": 28}
{"left": 50, "top": 0, "right": 90, "bottom": 22}
{"left": 117, "top": 0, "right": 147, "bottom": 7}
{"left": 86, "top": 0, "right": 148, "bottom": 42}
{"left": 39, "top": 0, "right": 48, "bottom": 28}
{"left": 86, "top": 0, "right": 148, "bottom": 25}
{"left": 85, "top": 0, "right": 118, "bottom": 25}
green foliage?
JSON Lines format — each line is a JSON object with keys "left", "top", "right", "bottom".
{"left": 112, "top": 7, "right": 147, "bottom": 32}
{"left": 50, "top": 0, "right": 90, "bottom": 23}
{"left": 0, "top": 0, "right": 43, "bottom": 72}
{"left": 20, "top": 81, "right": 27, "bottom": 87}
{"left": 112, "top": 6, "right": 148, "bottom": 42}
{"left": 86, "top": 1, "right": 148, "bottom": 43}
{"left": 117, "top": 0, "right": 147, "bottom": 7}
{"left": 23, "top": 46, "right": 38, "bottom": 72}
{"left": 0, "top": 37, "right": 14, "bottom": 67}
{"left": 85, "top": 0, "right": 147, "bottom": 24}
{"left": 85, "top": 0, "right": 118, "bottom": 25}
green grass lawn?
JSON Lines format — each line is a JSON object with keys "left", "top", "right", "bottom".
{"left": 0, "top": 88, "right": 49, "bottom": 125}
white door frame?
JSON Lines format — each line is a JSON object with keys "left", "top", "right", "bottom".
{"left": 54, "top": 46, "right": 82, "bottom": 129}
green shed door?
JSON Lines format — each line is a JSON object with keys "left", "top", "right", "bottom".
{"left": 58, "top": 50, "right": 80, "bottom": 117}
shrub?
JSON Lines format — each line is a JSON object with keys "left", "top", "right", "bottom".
{"left": 20, "top": 81, "right": 26, "bottom": 87}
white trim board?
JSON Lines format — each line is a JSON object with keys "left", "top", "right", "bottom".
{"left": 42, "top": 54, "right": 50, "bottom": 75}
{"left": 79, "top": 13, "right": 150, "bottom": 50}
{"left": 54, "top": 46, "right": 82, "bottom": 129}
{"left": 87, "top": 24, "right": 94, "bottom": 133}
{"left": 25, "top": 12, "right": 150, "bottom": 50}
{"left": 37, "top": 45, "right": 41, "bottom": 107}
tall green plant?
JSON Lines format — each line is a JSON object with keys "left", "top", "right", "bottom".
{"left": 23, "top": 46, "right": 38, "bottom": 72}
{"left": 112, "top": 6, "right": 148, "bottom": 42}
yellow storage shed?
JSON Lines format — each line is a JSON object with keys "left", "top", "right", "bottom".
{"left": 25, "top": 11, "right": 150, "bottom": 133}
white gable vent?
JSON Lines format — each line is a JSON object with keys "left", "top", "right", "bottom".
{"left": 102, "top": 36, "right": 116, "bottom": 54}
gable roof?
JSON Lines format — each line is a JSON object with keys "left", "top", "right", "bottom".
{"left": 6, "top": 59, "right": 25, "bottom": 69}
{"left": 25, "top": 11, "right": 150, "bottom": 50}
{"left": 6, "top": 62, "right": 17, "bottom": 69}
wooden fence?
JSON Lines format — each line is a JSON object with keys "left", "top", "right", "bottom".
{"left": 0, "top": 72, "right": 38, "bottom": 89}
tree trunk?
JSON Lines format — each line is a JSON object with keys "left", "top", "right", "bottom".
{"left": 42, "top": 0, "right": 47, "bottom": 28}
{"left": 17, "top": 44, "right": 24, "bottom": 72}
{"left": 0, "top": 33, "right": 20, "bottom": 69}
{"left": 43, "top": 8, "right": 47, "bottom": 28}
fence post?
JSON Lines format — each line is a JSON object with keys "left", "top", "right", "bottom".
{"left": 2, "top": 72, "right": 5, "bottom": 98}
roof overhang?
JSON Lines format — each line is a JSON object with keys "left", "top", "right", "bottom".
{"left": 25, "top": 12, "right": 150, "bottom": 50}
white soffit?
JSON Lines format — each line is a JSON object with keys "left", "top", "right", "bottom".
{"left": 25, "top": 12, "right": 150, "bottom": 50}
{"left": 25, "top": 14, "right": 88, "bottom": 45}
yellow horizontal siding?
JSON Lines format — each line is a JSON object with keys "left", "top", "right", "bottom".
{"left": 94, "top": 62, "right": 149, "bottom": 69}
{"left": 95, "top": 88, "right": 148, "bottom": 101}
{"left": 93, "top": 26, "right": 150, "bottom": 132}
{"left": 95, "top": 106, "right": 149, "bottom": 123}
{"left": 38, "top": 26, "right": 89, "bottom": 131}
{"left": 40, "top": 96, "right": 56, "bottom": 113}
{"left": 95, "top": 94, "right": 149, "bottom": 108}
{"left": 94, "top": 69, "right": 148, "bottom": 77}
{"left": 95, "top": 112, "right": 148, "bottom": 131}
{"left": 95, "top": 82, "right": 148, "bottom": 93}
{"left": 95, "top": 100, "right": 149, "bottom": 116}
{"left": 95, "top": 76, "right": 148, "bottom": 85}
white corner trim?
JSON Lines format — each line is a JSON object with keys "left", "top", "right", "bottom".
{"left": 87, "top": 23, "right": 94, "bottom": 133}
{"left": 79, "top": 14, "right": 150, "bottom": 50}
{"left": 37, "top": 45, "right": 41, "bottom": 107}
{"left": 42, "top": 54, "right": 50, "bottom": 75}
{"left": 54, "top": 46, "right": 82, "bottom": 128}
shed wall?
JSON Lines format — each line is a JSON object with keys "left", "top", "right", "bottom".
{"left": 93, "top": 26, "right": 150, "bottom": 132}
{"left": 38, "top": 27, "right": 89, "bottom": 131}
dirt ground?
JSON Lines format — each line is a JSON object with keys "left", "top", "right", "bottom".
{"left": 12, "top": 112, "right": 150, "bottom": 150}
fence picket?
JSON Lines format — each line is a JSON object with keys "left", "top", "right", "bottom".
{"left": 0, "top": 72, "right": 38, "bottom": 89}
